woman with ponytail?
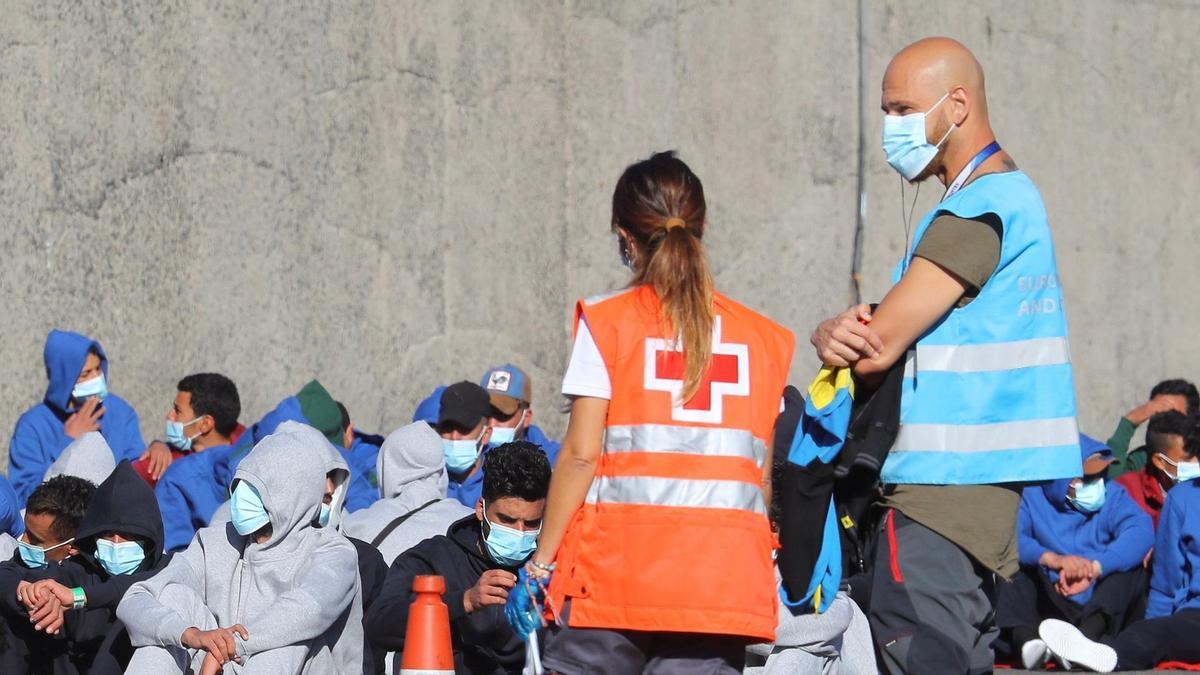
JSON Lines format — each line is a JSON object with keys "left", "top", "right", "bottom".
{"left": 514, "top": 151, "right": 796, "bottom": 674}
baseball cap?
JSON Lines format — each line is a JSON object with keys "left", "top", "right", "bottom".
{"left": 479, "top": 364, "right": 532, "bottom": 416}
{"left": 1080, "top": 434, "right": 1116, "bottom": 476}
{"left": 438, "top": 382, "right": 492, "bottom": 431}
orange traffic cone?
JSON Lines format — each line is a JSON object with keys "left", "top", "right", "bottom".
{"left": 399, "top": 575, "right": 455, "bottom": 675}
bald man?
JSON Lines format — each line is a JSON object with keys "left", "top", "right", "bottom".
{"left": 811, "top": 38, "right": 1082, "bottom": 674}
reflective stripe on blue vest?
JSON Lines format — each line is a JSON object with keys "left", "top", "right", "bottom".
{"left": 882, "top": 171, "right": 1083, "bottom": 485}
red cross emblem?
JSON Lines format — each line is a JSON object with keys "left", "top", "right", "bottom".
{"left": 644, "top": 316, "right": 750, "bottom": 423}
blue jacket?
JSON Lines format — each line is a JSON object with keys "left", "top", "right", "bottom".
{"left": 1018, "top": 477, "right": 1154, "bottom": 604}
{"left": 155, "top": 443, "right": 237, "bottom": 552}
{"left": 1148, "top": 479, "right": 1200, "bottom": 618}
{"left": 448, "top": 425, "right": 560, "bottom": 508}
{"left": 343, "top": 432, "right": 384, "bottom": 513}
{"left": 0, "top": 476, "right": 22, "bottom": 538}
{"left": 8, "top": 330, "right": 144, "bottom": 504}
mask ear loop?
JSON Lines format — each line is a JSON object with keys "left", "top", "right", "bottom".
{"left": 899, "top": 177, "right": 922, "bottom": 275}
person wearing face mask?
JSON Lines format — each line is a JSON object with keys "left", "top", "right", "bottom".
{"left": 809, "top": 37, "right": 1082, "bottom": 674}
{"left": 992, "top": 437, "right": 1153, "bottom": 669}
{"left": 1106, "top": 379, "right": 1197, "bottom": 479}
{"left": 438, "top": 381, "right": 497, "bottom": 508}
{"left": 1115, "top": 411, "right": 1198, "bottom": 529}
{"left": 0, "top": 475, "right": 94, "bottom": 671}
{"left": 506, "top": 152, "right": 794, "bottom": 675}
{"left": 151, "top": 373, "right": 244, "bottom": 552}
{"left": 481, "top": 364, "right": 562, "bottom": 466}
{"left": 118, "top": 423, "right": 362, "bottom": 675}
{"left": 8, "top": 330, "right": 145, "bottom": 505}
{"left": 334, "top": 400, "right": 387, "bottom": 513}
{"left": 1, "top": 462, "right": 170, "bottom": 674}
{"left": 1034, "top": 424, "right": 1200, "bottom": 672}
{"left": 365, "top": 441, "right": 551, "bottom": 675}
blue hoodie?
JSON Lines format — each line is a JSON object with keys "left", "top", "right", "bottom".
{"left": 7, "top": 330, "right": 144, "bottom": 504}
{"left": 1017, "top": 475, "right": 1154, "bottom": 605}
{"left": 0, "top": 475, "right": 22, "bottom": 538}
{"left": 1147, "top": 479, "right": 1200, "bottom": 618}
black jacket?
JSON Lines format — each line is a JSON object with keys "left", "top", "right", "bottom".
{"left": 350, "top": 537, "right": 387, "bottom": 675}
{"left": 365, "top": 516, "right": 523, "bottom": 675}
{"left": 0, "top": 461, "right": 170, "bottom": 675}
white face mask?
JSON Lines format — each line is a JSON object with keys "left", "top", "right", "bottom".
{"left": 882, "top": 92, "right": 955, "bottom": 181}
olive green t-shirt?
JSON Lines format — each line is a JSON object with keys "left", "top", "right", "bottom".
{"left": 883, "top": 209, "right": 1021, "bottom": 577}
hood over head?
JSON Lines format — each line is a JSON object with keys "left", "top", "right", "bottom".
{"left": 75, "top": 461, "right": 166, "bottom": 570}
{"left": 44, "top": 432, "right": 117, "bottom": 485}
{"left": 232, "top": 422, "right": 333, "bottom": 553}
{"left": 412, "top": 385, "right": 446, "bottom": 425}
{"left": 277, "top": 420, "right": 351, "bottom": 531}
{"left": 378, "top": 422, "right": 447, "bottom": 502}
{"left": 43, "top": 330, "right": 107, "bottom": 413}
{"left": 1041, "top": 435, "right": 1107, "bottom": 509}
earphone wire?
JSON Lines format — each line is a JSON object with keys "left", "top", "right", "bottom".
{"left": 900, "top": 176, "right": 921, "bottom": 275}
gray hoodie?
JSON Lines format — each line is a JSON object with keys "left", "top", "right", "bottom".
{"left": 43, "top": 431, "right": 116, "bottom": 485}
{"left": 117, "top": 423, "right": 363, "bottom": 675}
{"left": 342, "top": 422, "right": 471, "bottom": 565}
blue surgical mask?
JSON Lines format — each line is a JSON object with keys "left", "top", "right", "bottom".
{"left": 318, "top": 503, "right": 332, "bottom": 528}
{"left": 72, "top": 373, "right": 108, "bottom": 406}
{"left": 444, "top": 434, "right": 484, "bottom": 474}
{"left": 95, "top": 538, "right": 145, "bottom": 576}
{"left": 882, "top": 92, "right": 955, "bottom": 181}
{"left": 488, "top": 411, "right": 527, "bottom": 449}
{"left": 17, "top": 537, "right": 74, "bottom": 570}
{"left": 482, "top": 502, "right": 540, "bottom": 567}
{"left": 165, "top": 416, "right": 203, "bottom": 451}
{"left": 230, "top": 481, "right": 271, "bottom": 536}
{"left": 1069, "top": 478, "right": 1107, "bottom": 513}
{"left": 1159, "top": 454, "right": 1200, "bottom": 484}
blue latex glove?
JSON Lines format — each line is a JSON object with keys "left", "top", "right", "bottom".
{"left": 505, "top": 566, "right": 549, "bottom": 641}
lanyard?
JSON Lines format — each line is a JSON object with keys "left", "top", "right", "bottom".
{"left": 943, "top": 141, "right": 1000, "bottom": 201}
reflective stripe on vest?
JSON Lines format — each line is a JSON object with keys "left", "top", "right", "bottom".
{"left": 586, "top": 475, "right": 766, "bottom": 514}
{"left": 902, "top": 336, "right": 1071, "bottom": 375}
{"left": 604, "top": 424, "right": 768, "bottom": 466}
{"left": 892, "top": 416, "right": 1079, "bottom": 454}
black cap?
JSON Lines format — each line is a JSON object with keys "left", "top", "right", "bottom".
{"left": 438, "top": 381, "right": 492, "bottom": 431}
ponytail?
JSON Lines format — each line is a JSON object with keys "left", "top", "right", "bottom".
{"left": 640, "top": 226, "right": 714, "bottom": 402}
{"left": 611, "top": 151, "right": 714, "bottom": 403}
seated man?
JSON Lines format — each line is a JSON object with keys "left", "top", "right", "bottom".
{"left": 117, "top": 423, "right": 362, "bottom": 675}
{"left": 1107, "top": 378, "right": 1197, "bottom": 477}
{"left": 8, "top": 330, "right": 144, "bottom": 504}
{"left": 152, "top": 373, "right": 243, "bottom": 552}
{"left": 437, "top": 381, "right": 495, "bottom": 507}
{"left": 480, "top": 364, "right": 561, "bottom": 466}
{"left": 5, "top": 461, "right": 170, "bottom": 675}
{"left": 1038, "top": 422, "right": 1200, "bottom": 672}
{"left": 0, "top": 475, "right": 95, "bottom": 672}
{"left": 1116, "top": 410, "right": 1197, "bottom": 528}
{"left": 335, "top": 401, "right": 385, "bottom": 513}
{"left": 365, "top": 441, "right": 551, "bottom": 674}
{"left": 995, "top": 436, "right": 1154, "bottom": 668}
{"left": 343, "top": 422, "right": 473, "bottom": 565}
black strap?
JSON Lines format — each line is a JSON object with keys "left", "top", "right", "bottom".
{"left": 370, "top": 499, "right": 442, "bottom": 548}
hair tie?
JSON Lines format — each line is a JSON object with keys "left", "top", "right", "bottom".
{"left": 664, "top": 217, "right": 686, "bottom": 231}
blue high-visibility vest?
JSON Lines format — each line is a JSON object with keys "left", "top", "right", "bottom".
{"left": 881, "top": 171, "right": 1083, "bottom": 485}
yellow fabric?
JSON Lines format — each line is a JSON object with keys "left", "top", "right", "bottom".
{"left": 806, "top": 366, "right": 855, "bottom": 410}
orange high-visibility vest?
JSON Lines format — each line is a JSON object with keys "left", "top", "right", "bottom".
{"left": 548, "top": 285, "right": 794, "bottom": 640}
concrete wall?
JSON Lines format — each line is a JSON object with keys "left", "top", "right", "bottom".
{"left": 2, "top": 1, "right": 1196, "bottom": 470}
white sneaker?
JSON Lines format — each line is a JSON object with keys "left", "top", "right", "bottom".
{"left": 1038, "top": 618, "right": 1117, "bottom": 673}
{"left": 1021, "top": 637, "right": 1049, "bottom": 670}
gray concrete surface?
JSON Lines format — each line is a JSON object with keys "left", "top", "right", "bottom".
{"left": 1, "top": 1, "right": 1197, "bottom": 467}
